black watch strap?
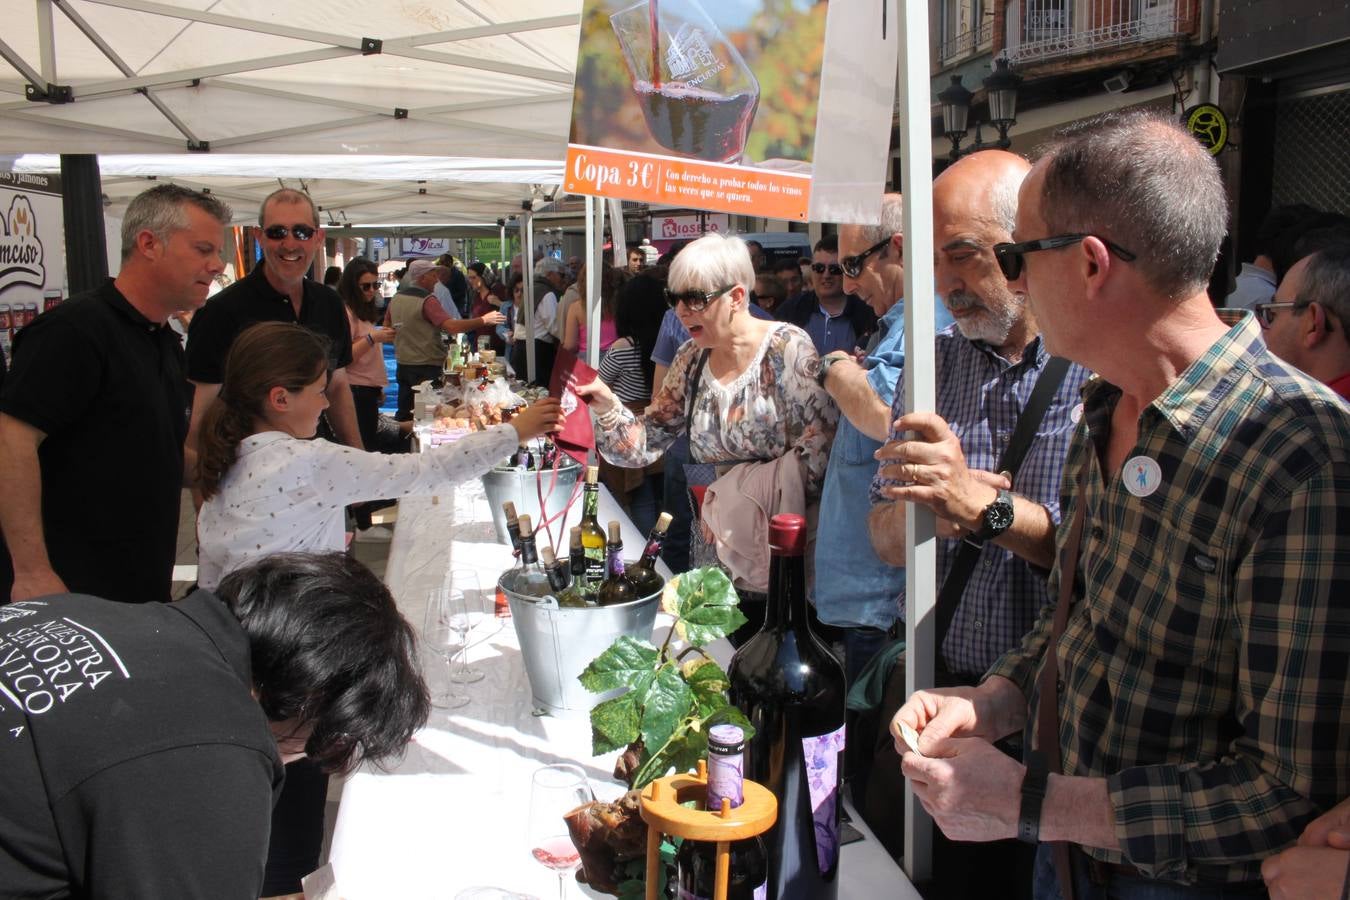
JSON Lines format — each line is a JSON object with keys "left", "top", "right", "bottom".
{"left": 1018, "top": 750, "right": 1050, "bottom": 844}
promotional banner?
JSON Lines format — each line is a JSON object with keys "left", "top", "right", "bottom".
{"left": 564, "top": 0, "right": 898, "bottom": 223}
{"left": 398, "top": 237, "right": 453, "bottom": 258}
{"left": 0, "top": 172, "right": 65, "bottom": 359}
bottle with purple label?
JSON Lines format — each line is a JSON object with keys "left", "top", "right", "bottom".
{"left": 728, "top": 514, "right": 846, "bottom": 900}
{"left": 674, "top": 724, "right": 768, "bottom": 900}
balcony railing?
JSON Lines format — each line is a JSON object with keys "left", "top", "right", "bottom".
{"left": 1004, "top": 0, "right": 1194, "bottom": 64}
{"left": 939, "top": 18, "right": 995, "bottom": 64}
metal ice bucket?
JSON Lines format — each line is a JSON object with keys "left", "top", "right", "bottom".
{"left": 480, "top": 458, "right": 583, "bottom": 545}
{"left": 500, "top": 569, "right": 663, "bottom": 718}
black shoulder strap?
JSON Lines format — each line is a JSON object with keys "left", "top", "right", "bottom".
{"left": 684, "top": 348, "right": 711, "bottom": 461}
{"left": 932, "top": 355, "right": 1074, "bottom": 661}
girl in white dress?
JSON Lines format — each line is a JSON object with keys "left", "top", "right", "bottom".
{"left": 195, "top": 321, "right": 561, "bottom": 589}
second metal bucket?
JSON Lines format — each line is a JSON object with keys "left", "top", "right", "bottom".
{"left": 500, "top": 569, "right": 662, "bottom": 718}
{"left": 480, "top": 459, "right": 583, "bottom": 545}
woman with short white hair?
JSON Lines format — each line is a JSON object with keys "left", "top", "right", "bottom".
{"left": 578, "top": 233, "right": 837, "bottom": 622}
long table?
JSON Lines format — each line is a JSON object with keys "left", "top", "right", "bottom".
{"left": 327, "top": 477, "right": 919, "bottom": 899}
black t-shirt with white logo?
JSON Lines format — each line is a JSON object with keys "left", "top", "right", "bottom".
{"left": 0, "top": 590, "right": 283, "bottom": 898}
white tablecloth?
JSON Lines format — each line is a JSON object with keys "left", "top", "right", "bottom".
{"left": 328, "top": 477, "right": 919, "bottom": 899}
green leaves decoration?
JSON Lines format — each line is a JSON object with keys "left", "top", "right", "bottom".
{"left": 581, "top": 567, "right": 754, "bottom": 790}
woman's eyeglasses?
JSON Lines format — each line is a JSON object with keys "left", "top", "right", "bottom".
{"left": 992, "top": 233, "right": 1136, "bottom": 280}
{"left": 358, "top": 281, "right": 378, "bottom": 292}
{"left": 261, "top": 224, "right": 318, "bottom": 242}
{"left": 810, "top": 262, "right": 844, "bottom": 277}
{"left": 665, "top": 284, "right": 737, "bottom": 312}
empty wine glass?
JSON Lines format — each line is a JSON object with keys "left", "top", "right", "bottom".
{"left": 447, "top": 570, "right": 486, "bottom": 684}
{"left": 526, "top": 764, "right": 594, "bottom": 900}
{"left": 423, "top": 590, "right": 470, "bottom": 709}
{"left": 609, "top": 0, "right": 761, "bottom": 163}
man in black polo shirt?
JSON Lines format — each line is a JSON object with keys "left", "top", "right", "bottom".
{"left": 184, "top": 188, "right": 362, "bottom": 484}
{"left": 0, "top": 184, "right": 230, "bottom": 606}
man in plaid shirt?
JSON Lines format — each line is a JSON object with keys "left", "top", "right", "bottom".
{"left": 894, "top": 109, "right": 1349, "bottom": 899}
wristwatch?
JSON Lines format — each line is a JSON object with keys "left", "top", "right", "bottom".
{"left": 816, "top": 353, "right": 845, "bottom": 388}
{"left": 1018, "top": 751, "right": 1049, "bottom": 844}
{"left": 972, "top": 488, "right": 1014, "bottom": 541}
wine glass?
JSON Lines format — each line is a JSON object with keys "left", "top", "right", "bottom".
{"left": 447, "top": 570, "right": 486, "bottom": 684}
{"left": 423, "top": 590, "right": 470, "bottom": 709}
{"left": 526, "top": 764, "right": 594, "bottom": 900}
{"left": 609, "top": 0, "right": 761, "bottom": 164}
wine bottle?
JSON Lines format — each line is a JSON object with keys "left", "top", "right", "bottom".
{"left": 578, "top": 466, "right": 607, "bottom": 587}
{"left": 674, "top": 724, "right": 769, "bottom": 900}
{"left": 510, "top": 444, "right": 535, "bottom": 470}
{"left": 568, "top": 526, "right": 594, "bottom": 602}
{"left": 513, "top": 515, "right": 552, "bottom": 599}
{"left": 598, "top": 521, "right": 638, "bottom": 607}
{"left": 627, "top": 511, "right": 672, "bottom": 597}
{"left": 541, "top": 546, "right": 586, "bottom": 608}
{"left": 503, "top": 501, "right": 523, "bottom": 555}
{"left": 727, "top": 514, "right": 846, "bottom": 900}
{"left": 540, "top": 436, "right": 559, "bottom": 469}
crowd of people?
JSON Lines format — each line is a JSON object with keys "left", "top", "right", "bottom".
{"left": 0, "top": 108, "right": 1347, "bottom": 899}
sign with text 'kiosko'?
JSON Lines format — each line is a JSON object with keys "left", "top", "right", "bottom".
{"left": 657, "top": 213, "right": 728, "bottom": 240}
{"left": 565, "top": 0, "right": 899, "bottom": 224}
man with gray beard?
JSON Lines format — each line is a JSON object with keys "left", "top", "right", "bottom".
{"left": 865, "top": 151, "right": 1090, "bottom": 898}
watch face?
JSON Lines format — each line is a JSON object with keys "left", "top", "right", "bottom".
{"left": 985, "top": 495, "right": 1014, "bottom": 534}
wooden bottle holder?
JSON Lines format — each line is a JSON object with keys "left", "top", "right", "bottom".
{"left": 638, "top": 759, "right": 777, "bottom": 900}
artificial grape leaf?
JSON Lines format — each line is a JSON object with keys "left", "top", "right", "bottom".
{"left": 686, "top": 659, "right": 731, "bottom": 717}
{"left": 705, "top": 704, "right": 756, "bottom": 743}
{"left": 672, "top": 568, "right": 747, "bottom": 647}
{"left": 589, "top": 693, "right": 640, "bottom": 755}
{"left": 639, "top": 665, "right": 693, "bottom": 757}
{"left": 578, "top": 635, "right": 659, "bottom": 694}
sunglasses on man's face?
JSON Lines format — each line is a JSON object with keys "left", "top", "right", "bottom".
{"left": 262, "top": 224, "right": 318, "bottom": 242}
{"left": 811, "top": 262, "right": 844, "bottom": 277}
{"left": 665, "top": 284, "right": 737, "bottom": 312}
{"left": 840, "top": 237, "right": 892, "bottom": 279}
{"left": 992, "top": 233, "right": 1137, "bottom": 281}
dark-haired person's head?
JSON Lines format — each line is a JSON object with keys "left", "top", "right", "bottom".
{"left": 323, "top": 265, "right": 342, "bottom": 288}
{"left": 774, "top": 257, "right": 804, "bottom": 297}
{"left": 337, "top": 257, "right": 381, "bottom": 323}
{"left": 1270, "top": 210, "right": 1345, "bottom": 282}
{"left": 616, "top": 273, "right": 668, "bottom": 389}
{"left": 196, "top": 322, "right": 331, "bottom": 499}
{"left": 216, "top": 552, "right": 429, "bottom": 774}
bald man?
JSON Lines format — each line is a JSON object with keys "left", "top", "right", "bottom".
{"left": 867, "top": 152, "right": 1090, "bottom": 896}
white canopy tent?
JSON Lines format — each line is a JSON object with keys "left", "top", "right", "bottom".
{"left": 2, "top": 0, "right": 943, "bottom": 883}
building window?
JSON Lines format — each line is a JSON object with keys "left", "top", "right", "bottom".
{"left": 940, "top": 0, "right": 993, "bottom": 64}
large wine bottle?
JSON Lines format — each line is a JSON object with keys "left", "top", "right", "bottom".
{"left": 674, "top": 724, "right": 769, "bottom": 900}
{"left": 627, "top": 511, "right": 672, "bottom": 596}
{"left": 578, "top": 466, "right": 607, "bottom": 588}
{"left": 727, "top": 514, "right": 846, "bottom": 900}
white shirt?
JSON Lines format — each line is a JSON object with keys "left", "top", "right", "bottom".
{"left": 197, "top": 426, "right": 517, "bottom": 588}
{"left": 433, "top": 280, "right": 462, "bottom": 319}
{"left": 519, "top": 290, "right": 558, "bottom": 343}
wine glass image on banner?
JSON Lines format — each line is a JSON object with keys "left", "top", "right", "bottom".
{"left": 570, "top": 0, "right": 821, "bottom": 170}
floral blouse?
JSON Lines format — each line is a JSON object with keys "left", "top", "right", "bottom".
{"left": 593, "top": 322, "right": 838, "bottom": 501}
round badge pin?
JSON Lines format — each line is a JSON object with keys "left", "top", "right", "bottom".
{"left": 1123, "top": 455, "right": 1162, "bottom": 497}
{"left": 1070, "top": 402, "right": 1084, "bottom": 425}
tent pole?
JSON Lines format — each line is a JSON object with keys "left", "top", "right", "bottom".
{"left": 585, "top": 195, "right": 602, "bottom": 370}
{"left": 60, "top": 154, "right": 108, "bottom": 297}
{"left": 523, "top": 210, "right": 537, "bottom": 384}
{"left": 898, "top": 0, "right": 938, "bottom": 885}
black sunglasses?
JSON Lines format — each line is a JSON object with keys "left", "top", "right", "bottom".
{"left": 992, "top": 233, "right": 1137, "bottom": 280}
{"left": 357, "top": 281, "right": 379, "bottom": 291}
{"left": 841, "top": 237, "right": 891, "bottom": 278}
{"left": 665, "top": 283, "right": 737, "bottom": 311}
{"left": 811, "top": 262, "right": 844, "bottom": 277}
{"left": 262, "top": 224, "right": 318, "bottom": 241}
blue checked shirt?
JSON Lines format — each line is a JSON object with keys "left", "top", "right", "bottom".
{"left": 869, "top": 326, "right": 1090, "bottom": 676}
{"left": 987, "top": 312, "right": 1350, "bottom": 883}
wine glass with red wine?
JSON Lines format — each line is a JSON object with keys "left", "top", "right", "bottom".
{"left": 610, "top": 0, "right": 761, "bottom": 164}
{"left": 526, "top": 764, "right": 594, "bottom": 900}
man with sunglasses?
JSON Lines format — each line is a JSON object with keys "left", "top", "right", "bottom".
{"left": 1, "top": 184, "right": 230, "bottom": 606}
{"left": 1259, "top": 244, "right": 1350, "bottom": 401}
{"left": 185, "top": 189, "right": 364, "bottom": 483}
{"left": 775, "top": 234, "right": 877, "bottom": 357}
{"left": 893, "top": 111, "right": 1350, "bottom": 900}
{"left": 867, "top": 151, "right": 1087, "bottom": 898}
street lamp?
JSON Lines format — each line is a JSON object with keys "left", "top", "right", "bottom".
{"left": 939, "top": 57, "right": 1023, "bottom": 161}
